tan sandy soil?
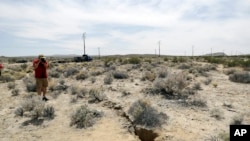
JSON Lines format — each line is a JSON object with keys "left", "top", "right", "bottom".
{"left": 0, "top": 60, "right": 249, "bottom": 141}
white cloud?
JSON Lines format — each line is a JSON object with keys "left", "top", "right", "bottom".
{"left": 0, "top": 0, "right": 250, "bottom": 56}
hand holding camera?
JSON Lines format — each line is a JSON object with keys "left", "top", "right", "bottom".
{"left": 41, "top": 58, "right": 46, "bottom": 63}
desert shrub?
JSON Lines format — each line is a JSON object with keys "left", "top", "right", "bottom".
{"left": 192, "top": 82, "right": 202, "bottom": 90}
{"left": 70, "top": 96, "right": 78, "bottom": 103}
{"left": 172, "top": 57, "right": 186, "bottom": 63}
{"left": 128, "top": 57, "right": 141, "bottom": 64}
{"left": 51, "top": 91, "right": 61, "bottom": 99}
{"left": 49, "top": 69, "right": 60, "bottom": 78}
{"left": 104, "top": 57, "right": 116, "bottom": 67}
{"left": 69, "top": 86, "right": 80, "bottom": 95}
{"left": 43, "top": 106, "right": 55, "bottom": 120}
{"left": 31, "top": 106, "right": 44, "bottom": 120}
{"left": 158, "top": 69, "right": 168, "bottom": 78}
{"left": 223, "top": 69, "right": 236, "bottom": 75}
{"left": 178, "top": 98, "right": 207, "bottom": 108}
{"left": 76, "top": 72, "right": 89, "bottom": 80}
{"left": 204, "top": 56, "right": 226, "bottom": 64}
{"left": 229, "top": 71, "right": 250, "bottom": 83}
{"left": 163, "top": 57, "right": 169, "bottom": 62}
{"left": 77, "top": 88, "right": 88, "bottom": 98}
{"left": 15, "top": 107, "right": 24, "bottom": 117}
{"left": 49, "top": 83, "right": 68, "bottom": 92}
{"left": 91, "top": 70, "right": 103, "bottom": 76}
{"left": 21, "top": 97, "right": 45, "bottom": 112}
{"left": 26, "top": 82, "right": 37, "bottom": 92}
{"left": 11, "top": 89, "right": 20, "bottom": 96}
{"left": 0, "top": 74, "right": 15, "bottom": 82}
{"left": 204, "top": 78, "right": 212, "bottom": 85}
{"left": 154, "top": 72, "right": 188, "bottom": 93}
{"left": 144, "top": 58, "right": 151, "bottom": 63}
{"left": 231, "top": 115, "right": 244, "bottom": 125}
{"left": 210, "top": 108, "right": 224, "bottom": 120}
{"left": 212, "top": 83, "right": 218, "bottom": 88}
{"left": 88, "top": 88, "right": 106, "bottom": 103}
{"left": 20, "top": 63, "right": 28, "bottom": 70}
{"left": 64, "top": 68, "right": 79, "bottom": 77}
{"left": 16, "top": 97, "right": 55, "bottom": 121}
{"left": 70, "top": 105, "right": 103, "bottom": 128}
{"left": 142, "top": 71, "right": 156, "bottom": 82}
{"left": 128, "top": 99, "right": 167, "bottom": 128}
{"left": 23, "top": 77, "right": 36, "bottom": 92}
{"left": 104, "top": 74, "right": 113, "bottom": 84}
{"left": 8, "top": 82, "right": 16, "bottom": 89}
{"left": 113, "top": 71, "right": 128, "bottom": 79}
{"left": 70, "top": 86, "right": 88, "bottom": 98}
{"left": 90, "top": 77, "right": 96, "bottom": 83}
{"left": 178, "top": 63, "right": 192, "bottom": 69}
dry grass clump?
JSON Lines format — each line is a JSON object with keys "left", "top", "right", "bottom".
{"left": 204, "top": 78, "right": 212, "bottom": 85}
{"left": 64, "top": 68, "right": 79, "bottom": 77}
{"left": 0, "top": 73, "right": 15, "bottom": 82}
{"left": 178, "top": 98, "right": 207, "bottom": 108}
{"left": 69, "top": 86, "right": 87, "bottom": 98}
{"left": 128, "top": 57, "right": 141, "bottom": 64}
{"left": 142, "top": 71, "right": 156, "bottom": 82}
{"left": 128, "top": 99, "right": 168, "bottom": 128}
{"left": 70, "top": 105, "right": 103, "bottom": 128}
{"left": 229, "top": 71, "right": 250, "bottom": 83}
{"left": 90, "top": 67, "right": 104, "bottom": 76}
{"left": 113, "top": 70, "right": 129, "bottom": 79}
{"left": 7, "top": 82, "right": 16, "bottom": 89}
{"left": 192, "top": 82, "right": 202, "bottom": 90}
{"left": 23, "top": 76, "right": 36, "bottom": 92}
{"left": 49, "top": 69, "right": 61, "bottom": 78}
{"left": 49, "top": 82, "right": 68, "bottom": 92}
{"left": 11, "top": 88, "right": 20, "bottom": 96}
{"left": 76, "top": 71, "right": 89, "bottom": 80}
{"left": 189, "top": 64, "right": 216, "bottom": 77}
{"left": 178, "top": 63, "right": 192, "bottom": 70}
{"left": 223, "top": 68, "right": 237, "bottom": 75}
{"left": 88, "top": 88, "right": 106, "bottom": 103}
{"left": 157, "top": 69, "right": 168, "bottom": 78}
{"left": 210, "top": 108, "right": 224, "bottom": 120}
{"left": 104, "top": 73, "right": 113, "bottom": 84}
{"left": 43, "top": 106, "right": 55, "bottom": 120}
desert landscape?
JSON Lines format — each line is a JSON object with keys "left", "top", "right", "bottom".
{"left": 0, "top": 55, "right": 249, "bottom": 141}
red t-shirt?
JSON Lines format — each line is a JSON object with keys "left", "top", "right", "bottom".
{"left": 0, "top": 63, "right": 3, "bottom": 70}
{"left": 33, "top": 59, "right": 48, "bottom": 78}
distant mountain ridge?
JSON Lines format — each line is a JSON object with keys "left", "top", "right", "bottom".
{"left": 203, "top": 52, "right": 227, "bottom": 56}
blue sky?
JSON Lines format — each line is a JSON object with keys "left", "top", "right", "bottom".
{"left": 0, "top": 0, "right": 250, "bottom": 56}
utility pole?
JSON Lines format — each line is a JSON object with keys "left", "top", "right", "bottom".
{"left": 158, "top": 40, "right": 161, "bottom": 57}
{"left": 98, "top": 47, "right": 100, "bottom": 59}
{"left": 155, "top": 49, "right": 157, "bottom": 57}
{"left": 211, "top": 48, "right": 213, "bottom": 57}
{"left": 192, "top": 45, "right": 194, "bottom": 57}
{"left": 83, "top": 32, "right": 86, "bottom": 55}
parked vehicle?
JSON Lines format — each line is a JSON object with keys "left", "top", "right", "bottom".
{"left": 74, "top": 54, "right": 93, "bottom": 62}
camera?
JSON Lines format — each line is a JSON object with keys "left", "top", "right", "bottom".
{"left": 41, "top": 58, "right": 46, "bottom": 63}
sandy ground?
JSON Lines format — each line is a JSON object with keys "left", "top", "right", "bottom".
{"left": 0, "top": 60, "right": 249, "bottom": 141}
